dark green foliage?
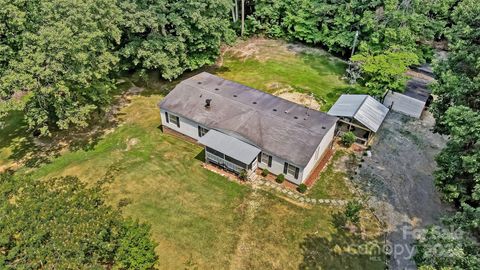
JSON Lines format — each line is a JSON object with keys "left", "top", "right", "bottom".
{"left": 341, "top": 131, "right": 356, "bottom": 147}
{"left": 276, "top": 173, "right": 285, "bottom": 183}
{"left": 0, "top": 173, "right": 157, "bottom": 269}
{"left": 430, "top": 0, "right": 480, "bottom": 206}
{"left": 262, "top": 168, "right": 269, "bottom": 177}
{"left": 415, "top": 225, "right": 480, "bottom": 269}
{"left": 239, "top": 169, "right": 247, "bottom": 180}
{"left": 248, "top": 0, "right": 455, "bottom": 58}
{"left": 119, "top": 0, "right": 235, "bottom": 80}
{"left": 297, "top": 183, "right": 307, "bottom": 193}
{"left": 0, "top": 0, "right": 234, "bottom": 135}
{"left": 344, "top": 200, "right": 363, "bottom": 224}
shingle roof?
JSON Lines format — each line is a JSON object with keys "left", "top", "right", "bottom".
{"left": 159, "top": 72, "right": 338, "bottom": 167}
{"left": 328, "top": 94, "right": 389, "bottom": 132}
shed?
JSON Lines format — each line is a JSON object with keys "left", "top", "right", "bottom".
{"left": 383, "top": 77, "right": 433, "bottom": 118}
{"left": 328, "top": 94, "right": 389, "bottom": 145}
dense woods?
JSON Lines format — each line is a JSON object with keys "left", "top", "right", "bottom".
{"left": 0, "top": 0, "right": 478, "bottom": 269}
{"left": 0, "top": 0, "right": 233, "bottom": 135}
{"left": 0, "top": 173, "right": 157, "bottom": 269}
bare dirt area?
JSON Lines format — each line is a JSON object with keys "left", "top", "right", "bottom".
{"left": 271, "top": 85, "right": 321, "bottom": 110}
{"left": 354, "top": 112, "right": 451, "bottom": 270}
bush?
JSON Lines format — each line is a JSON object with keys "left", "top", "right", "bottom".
{"left": 276, "top": 174, "right": 285, "bottom": 183}
{"left": 341, "top": 132, "right": 356, "bottom": 147}
{"left": 239, "top": 170, "right": 247, "bottom": 181}
{"left": 297, "top": 183, "right": 307, "bottom": 193}
{"left": 261, "top": 168, "right": 269, "bottom": 177}
{"left": 344, "top": 200, "right": 363, "bottom": 224}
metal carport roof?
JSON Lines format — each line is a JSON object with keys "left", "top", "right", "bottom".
{"left": 198, "top": 129, "right": 261, "bottom": 165}
{"left": 328, "top": 94, "right": 389, "bottom": 132}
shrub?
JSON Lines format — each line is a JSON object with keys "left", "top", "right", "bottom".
{"left": 261, "top": 168, "right": 269, "bottom": 177}
{"left": 297, "top": 183, "right": 307, "bottom": 193}
{"left": 276, "top": 174, "right": 285, "bottom": 183}
{"left": 341, "top": 132, "right": 356, "bottom": 147}
{"left": 344, "top": 200, "right": 363, "bottom": 224}
{"left": 239, "top": 170, "right": 247, "bottom": 181}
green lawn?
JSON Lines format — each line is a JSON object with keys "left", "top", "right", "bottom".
{"left": 308, "top": 151, "right": 356, "bottom": 200}
{"left": 26, "top": 95, "right": 383, "bottom": 269}
{"left": 215, "top": 39, "right": 366, "bottom": 111}
{"left": 2, "top": 39, "right": 384, "bottom": 269}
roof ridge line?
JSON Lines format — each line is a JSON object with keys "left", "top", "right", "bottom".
{"left": 352, "top": 95, "right": 368, "bottom": 117}
{"left": 181, "top": 80, "right": 328, "bottom": 134}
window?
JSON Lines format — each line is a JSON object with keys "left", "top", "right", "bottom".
{"left": 206, "top": 147, "right": 224, "bottom": 158}
{"left": 284, "top": 162, "right": 300, "bottom": 179}
{"left": 169, "top": 114, "right": 180, "bottom": 128}
{"left": 260, "top": 153, "right": 272, "bottom": 167}
{"left": 198, "top": 126, "right": 209, "bottom": 137}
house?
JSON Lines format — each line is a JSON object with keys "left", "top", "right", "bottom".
{"left": 383, "top": 77, "right": 433, "bottom": 119}
{"left": 158, "top": 72, "right": 338, "bottom": 185}
{"left": 327, "top": 94, "right": 389, "bottom": 145}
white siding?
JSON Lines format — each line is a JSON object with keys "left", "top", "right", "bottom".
{"left": 258, "top": 153, "right": 303, "bottom": 184}
{"left": 161, "top": 107, "right": 335, "bottom": 185}
{"left": 160, "top": 109, "right": 201, "bottom": 140}
{"left": 301, "top": 124, "right": 336, "bottom": 182}
{"left": 383, "top": 91, "right": 425, "bottom": 118}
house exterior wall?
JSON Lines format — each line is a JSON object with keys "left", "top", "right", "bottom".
{"left": 383, "top": 91, "right": 425, "bottom": 118}
{"left": 257, "top": 153, "right": 303, "bottom": 184}
{"left": 160, "top": 109, "right": 202, "bottom": 140}
{"left": 160, "top": 107, "right": 335, "bottom": 185}
{"left": 301, "top": 124, "right": 335, "bottom": 182}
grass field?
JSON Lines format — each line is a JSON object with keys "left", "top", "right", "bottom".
{"left": 2, "top": 39, "right": 384, "bottom": 269}
{"left": 215, "top": 38, "right": 366, "bottom": 111}
{"left": 27, "top": 94, "right": 383, "bottom": 269}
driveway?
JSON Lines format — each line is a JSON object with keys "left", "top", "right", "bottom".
{"left": 355, "top": 112, "right": 451, "bottom": 269}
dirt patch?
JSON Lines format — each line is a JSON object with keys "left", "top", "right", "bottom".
{"left": 354, "top": 111, "right": 451, "bottom": 269}
{"left": 222, "top": 38, "right": 294, "bottom": 62}
{"left": 269, "top": 82, "right": 321, "bottom": 110}
{"left": 125, "top": 138, "right": 139, "bottom": 151}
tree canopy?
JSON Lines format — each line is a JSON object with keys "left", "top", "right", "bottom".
{"left": 0, "top": 172, "right": 157, "bottom": 269}
{"left": 0, "top": 0, "right": 234, "bottom": 135}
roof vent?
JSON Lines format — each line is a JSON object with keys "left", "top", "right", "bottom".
{"left": 252, "top": 101, "right": 257, "bottom": 104}
{"left": 205, "top": 99, "right": 212, "bottom": 108}
{"left": 214, "top": 88, "right": 219, "bottom": 91}
{"left": 197, "top": 81, "right": 202, "bottom": 85}
{"left": 273, "top": 109, "right": 277, "bottom": 112}
{"left": 233, "top": 94, "right": 237, "bottom": 97}
{"left": 321, "top": 126, "right": 326, "bottom": 129}
{"left": 294, "top": 116, "right": 298, "bottom": 119}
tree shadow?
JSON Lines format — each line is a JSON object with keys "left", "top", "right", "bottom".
{"left": 299, "top": 230, "right": 384, "bottom": 270}
{"left": 299, "top": 212, "right": 385, "bottom": 270}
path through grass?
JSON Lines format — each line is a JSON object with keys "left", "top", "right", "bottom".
{"left": 28, "top": 95, "right": 384, "bottom": 269}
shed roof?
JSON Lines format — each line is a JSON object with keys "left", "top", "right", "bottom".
{"left": 328, "top": 94, "right": 389, "bottom": 132}
{"left": 159, "top": 72, "right": 338, "bottom": 167}
{"left": 198, "top": 129, "right": 261, "bottom": 164}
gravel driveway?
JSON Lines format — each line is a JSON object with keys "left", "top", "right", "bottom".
{"left": 355, "top": 112, "right": 451, "bottom": 270}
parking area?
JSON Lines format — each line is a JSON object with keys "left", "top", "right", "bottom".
{"left": 355, "top": 112, "right": 452, "bottom": 269}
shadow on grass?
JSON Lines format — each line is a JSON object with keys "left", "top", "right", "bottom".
{"left": 299, "top": 210, "right": 385, "bottom": 269}
{"left": 194, "top": 149, "right": 205, "bottom": 162}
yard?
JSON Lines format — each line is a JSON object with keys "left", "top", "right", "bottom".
{"left": 2, "top": 39, "right": 383, "bottom": 269}
{"left": 215, "top": 38, "right": 367, "bottom": 111}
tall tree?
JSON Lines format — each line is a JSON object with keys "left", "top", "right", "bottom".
{"left": 0, "top": 0, "right": 123, "bottom": 135}
{"left": 430, "top": 0, "right": 480, "bottom": 205}
{"left": 119, "top": 0, "right": 235, "bottom": 80}
{"left": 0, "top": 172, "right": 157, "bottom": 269}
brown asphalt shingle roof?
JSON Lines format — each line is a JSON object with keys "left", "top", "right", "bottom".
{"left": 159, "top": 72, "right": 338, "bottom": 167}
